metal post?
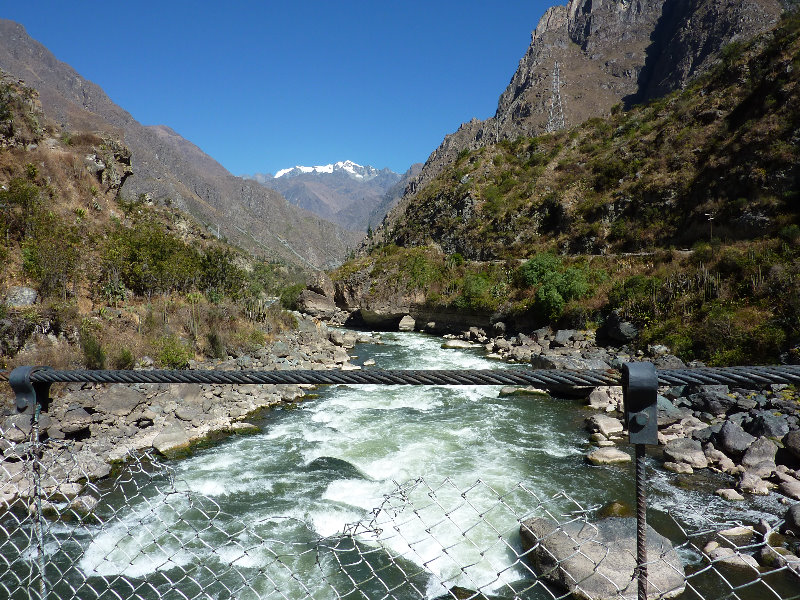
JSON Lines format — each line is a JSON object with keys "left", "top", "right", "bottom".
{"left": 10, "top": 367, "right": 52, "bottom": 600}
{"left": 622, "top": 362, "right": 658, "bottom": 600}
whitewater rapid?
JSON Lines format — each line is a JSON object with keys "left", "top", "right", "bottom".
{"left": 72, "top": 331, "right": 784, "bottom": 599}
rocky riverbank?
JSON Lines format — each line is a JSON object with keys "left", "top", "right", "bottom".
{"left": 0, "top": 313, "right": 374, "bottom": 510}
{"left": 433, "top": 319, "right": 800, "bottom": 575}
{"left": 444, "top": 323, "right": 800, "bottom": 489}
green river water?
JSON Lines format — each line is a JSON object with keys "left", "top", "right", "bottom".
{"left": 3, "top": 331, "right": 796, "bottom": 599}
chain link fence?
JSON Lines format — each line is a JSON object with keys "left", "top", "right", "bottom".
{"left": 2, "top": 417, "right": 800, "bottom": 600}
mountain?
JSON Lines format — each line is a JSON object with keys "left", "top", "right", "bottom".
{"left": 0, "top": 19, "right": 362, "bottom": 270}
{"left": 333, "top": 10, "right": 800, "bottom": 364}
{"left": 381, "top": 0, "right": 785, "bottom": 238}
{"left": 245, "top": 161, "right": 401, "bottom": 231}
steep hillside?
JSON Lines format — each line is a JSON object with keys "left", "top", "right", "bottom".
{"left": 379, "top": 0, "right": 784, "bottom": 244}
{"left": 247, "top": 161, "right": 401, "bottom": 231}
{"left": 0, "top": 20, "right": 362, "bottom": 270}
{"left": 335, "top": 12, "right": 800, "bottom": 365}
{"left": 0, "top": 74, "right": 304, "bottom": 370}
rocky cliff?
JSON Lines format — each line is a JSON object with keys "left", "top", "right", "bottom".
{"left": 378, "top": 0, "right": 784, "bottom": 243}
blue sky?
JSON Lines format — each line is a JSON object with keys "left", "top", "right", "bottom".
{"left": 3, "top": 1, "right": 552, "bottom": 176}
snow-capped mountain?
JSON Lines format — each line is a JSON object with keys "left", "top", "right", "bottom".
{"left": 244, "top": 161, "right": 402, "bottom": 232}
{"left": 273, "top": 160, "right": 383, "bottom": 181}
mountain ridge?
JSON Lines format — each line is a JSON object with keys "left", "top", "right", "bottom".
{"left": 0, "top": 19, "right": 361, "bottom": 270}
{"left": 245, "top": 160, "right": 402, "bottom": 232}
{"left": 376, "top": 0, "right": 785, "bottom": 246}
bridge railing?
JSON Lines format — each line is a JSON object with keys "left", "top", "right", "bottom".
{"left": 1, "top": 364, "right": 800, "bottom": 600}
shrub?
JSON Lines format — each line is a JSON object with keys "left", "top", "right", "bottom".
{"left": 279, "top": 283, "right": 304, "bottom": 310}
{"left": 201, "top": 247, "right": 246, "bottom": 300}
{"left": 535, "top": 284, "right": 565, "bottom": 321}
{"left": 206, "top": 331, "right": 227, "bottom": 359}
{"left": 80, "top": 322, "right": 106, "bottom": 370}
{"left": 517, "top": 253, "right": 562, "bottom": 287}
{"left": 22, "top": 213, "right": 81, "bottom": 299}
{"left": 156, "top": 334, "right": 192, "bottom": 369}
{"left": 779, "top": 224, "right": 800, "bottom": 244}
{"left": 102, "top": 220, "right": 201, "bottom": 297}
{"left": 111, "top": 348, "right": 136, "bottom": 370}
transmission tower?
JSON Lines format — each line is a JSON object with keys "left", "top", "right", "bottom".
{"left": 546, "top": 61, "right": 566, "bottom": 133}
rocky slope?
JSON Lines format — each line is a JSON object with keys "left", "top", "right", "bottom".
{"left": 0, "top": 19, "right": 362, "bottom": 270}
{"left": 246, "top": 161, "right": 401, "bottom": 231}
{"left": 378, "top": 0, "right": 785, "bottom": 244}
{"left": 329, "top": 12, "right": 800, "bottom": 365}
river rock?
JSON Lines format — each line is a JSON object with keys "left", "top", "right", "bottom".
{"left": 689, "top": 390, "right": 736, "bottom": 416}
{"left": 781, "top": 503, "right": 800, "bottom": 536}
{"left": 605, "top": 310, "right": 638, "bottom": 343}
{"left": 664, "top": 438, "right": 708, "bottom": 469}
{"left": 441, "top": 339, "right": 475, "bottom": 349}
{"left": 587, "top": 447, "right": 631, "bottom": 465}
{"left": 499, "top": 386, "right": 549, "bottom": 398}
{"left": 519, "top": 517, "right": 685, "bottom": 600}
{"left": 703, "top": 541, "right": 760, "bottom": 570}
{"left": 59, "top": 407, "right": 93, "bottom": 435}
{"left": 531, "top": 352, "right": 611, "bottom": 371}
{"left": 509, "top": 346, "right": 532, "bottom": 361}
{"left": 717, "top": 421, "right": 755, "bottom": 459}
{"left": 586, "top": 414, "right": 624, "bottom": 437}
{"left": 741, "top": 437, "right": 778, "bottom": 468}
{"left": 737, "top": 471, "right": 771, "bottom": 495}
{"left": 69, "top": 494, "right": 99, "bottom": 515}
{"left": 782, "top": 430, "right": 800, "bottom": 461}
{"left": 657, "top": 396, "right": 685, "bottom": 426}
{"left": 94, "top": 386, "right": 145, "bottom": 418}
{"left": 152, "top": 427, "right": 193, "bottom": 457}
{"left": 652, "top": 354, "right": 686, "bottom": 369}
{"left": 715, "top": 488, "right": 745, "bottom": 501}
{"left": 398, "top": 315, "right": 416, "bottom": 331}
{"left": 664, "top": 461, "right": 693, "bottom": 474}
{"left": 746, "top": 410, "right": 790, "bottom": 439}
{"left": 493, "top": 337, "right": 512, "bottom": 351}
{"left": 588, "top": 387, "right": 622, "bottom": 413}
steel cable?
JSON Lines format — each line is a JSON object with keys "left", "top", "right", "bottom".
{"left": 0, "top": 364, "right": 799, "bottom": 389}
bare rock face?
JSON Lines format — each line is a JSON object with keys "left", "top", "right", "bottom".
{"left": 378, "top": 0, "right": 782, "bottom": 240}
{"left": 297, "top": 290, "right": 337, "bottom": 319}
{"left": 520, "top": 516, "right": 685, "bottom": 600}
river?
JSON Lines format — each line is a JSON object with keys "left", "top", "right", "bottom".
{"left": 4, "top": 331, "right": 794, "bottom": 599}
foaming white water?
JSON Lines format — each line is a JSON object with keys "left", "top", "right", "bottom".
{"left": 68, "top": 329, "right": 784, "bottom": 599}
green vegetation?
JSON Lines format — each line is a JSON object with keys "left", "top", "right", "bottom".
{"left": 336, "top": 13, "right": 800, "bottom": 365}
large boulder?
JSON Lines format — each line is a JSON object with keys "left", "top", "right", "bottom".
{"left": 586, "top": 415, "right": 624, "bottom": 438}
{"left": 296, "top": 290, "right": 337, "bottom": 319}
{"left": 687, "top": 389, "right": 737, "bottom": 416}
{"left": 746, "top": 411, "right": 790, "bottom": 439}
{"left": 307, "top": 272, "right": 335, "bottom": 298}
{"left": 741, "top": 437, "right": 778, "bottom": 469}
{"left": 587, "top": 447, "right": 631, "bottom": 465}
{"left": 664, "top": 438, "right": 708, "bottom": 469}
{"left": 781, "top": 503, "right": 800, "bottom": 536}
{"left": 717, "top": 421, "right": 755, "bottom": 459}
{"left": 531, "top": 352, "right": 611, "bottom": 371}
{"left": 785, "top": 430, "right": 800, "bottom": 462}
{"left": 520, "top": 517, "right": 685, "bottom": 600}
{"left": 605, "top": 310, "right": 638, "bottom": 343}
